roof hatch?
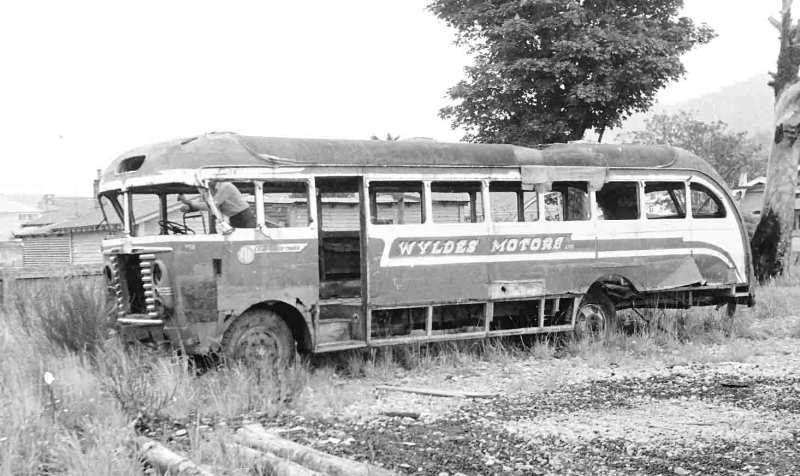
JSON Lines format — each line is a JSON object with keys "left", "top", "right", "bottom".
{"left": 117, "top": 155, "right": 145, "bottom": 173}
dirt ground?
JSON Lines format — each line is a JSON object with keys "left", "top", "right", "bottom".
{"left": 258, "top": 335, "right": 800, "bottom": 475}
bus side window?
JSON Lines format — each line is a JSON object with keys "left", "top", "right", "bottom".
{"left": 369, "top": 181, "right": 423, "bottom": 225}
{"left": 431, "top": 181, "right": 484, "bottom": 223}
{"left": 489, "top": 182, "right": 538, "bottom": 222}
{"left": 545, "top": 181, "right": 589, "bottom": 221}
{"left": 691, "top": 183, "right": 726, "bottom": 218}
{"left": 596, "top": 182, "right": 640, "bottom": 220}
{"left": 263, "top": 181, "right": 310, "bottom": 228}
{"left": 645, "top": 182, "right": 686, "bottom": 219}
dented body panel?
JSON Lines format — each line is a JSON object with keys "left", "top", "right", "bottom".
{"left": 99, "top": 134, "right": 753, "bottom": 355}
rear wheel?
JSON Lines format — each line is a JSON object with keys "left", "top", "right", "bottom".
{"left": 573, "top": 289, "right": 616, "bottom": 340}
{"left": 221, "top": 310, "right": 295, "bottom": 369}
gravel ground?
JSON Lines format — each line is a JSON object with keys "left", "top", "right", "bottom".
{"left": 257, "top": 337, "right": 800, "bottom": 475}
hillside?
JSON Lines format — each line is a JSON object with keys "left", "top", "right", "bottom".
{"left": 617, "top": 74, "right": 773, "bottom": 143}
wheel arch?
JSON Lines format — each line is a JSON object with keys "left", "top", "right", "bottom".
{"left": 227, "top": 300, "right": 313, "bottom": 354}
{"left": 582, "top": 274, "right": 639, "bottom": 306}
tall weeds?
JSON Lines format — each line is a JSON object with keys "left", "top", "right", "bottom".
{"left": 12, "top": 278, "right": 112, "bottom": 356}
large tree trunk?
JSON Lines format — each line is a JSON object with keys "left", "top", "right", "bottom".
{"left": 751, "top": 0, "right": 800, "bottom": 281}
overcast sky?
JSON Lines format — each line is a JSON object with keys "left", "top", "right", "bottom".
{"left": 0, "top": 0, "right": 790, "bottom": 196}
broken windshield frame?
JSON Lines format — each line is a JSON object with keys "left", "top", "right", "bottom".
{"left": 98, "top": 183, "right": 221, "bottom": 236}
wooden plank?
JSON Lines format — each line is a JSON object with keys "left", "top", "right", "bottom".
{"left": 136, "top": 437, "right": 215, "bottom": 476}
{"left": 235, "top": 424, "right": 395, "bottom": 476}
{"left": 376, "top": 385, "right": 497, "bottom": 399}
{"left": 226, "top": 443, "right": 325, "bottom": 476}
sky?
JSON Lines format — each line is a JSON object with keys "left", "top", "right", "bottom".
{"left": 0, "top": 0, "right": 792, "bottom": 196}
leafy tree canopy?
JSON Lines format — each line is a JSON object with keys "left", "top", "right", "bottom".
{"left": 627, "top": 111, "right": 767, "bottom": 186}
{"left": 429, "top": 0, "right": 715, "bottom": 145}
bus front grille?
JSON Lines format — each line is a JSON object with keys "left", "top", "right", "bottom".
{"left": 139, "top": 254, "right": 158, "bottom": 318}
{"left": 109, "top": 253, "right": 155, "bottom": 318}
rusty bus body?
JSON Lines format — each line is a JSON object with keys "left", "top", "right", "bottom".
{"left": 98, "top": 133, "right": 754, "bottom": 358}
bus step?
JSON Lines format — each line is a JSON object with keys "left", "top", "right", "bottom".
{"left": 316, "top": 339, "right": 368, "bottom": 353}
{"left": 118, "top": 317, "right": 164, "bottom": 326}
{"left": 319, "top": 301, "right": 361, "bottom": 320}
{"left": 318, "top": 318, "right": 353, "bottom": 343}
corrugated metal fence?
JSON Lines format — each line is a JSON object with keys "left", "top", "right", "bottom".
{"left": 0, "top": 266, "right": 103, "bottom": 309}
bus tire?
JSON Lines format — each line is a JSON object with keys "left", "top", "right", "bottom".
{"left": 221, "top": 309, "right": 295, "bottom": 369}
{"left": 574, "top": 288, "right": 616, "bottom": 340}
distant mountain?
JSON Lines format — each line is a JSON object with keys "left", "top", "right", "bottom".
{"left": 616, "top": 74, "right": 774, "bottom": 144}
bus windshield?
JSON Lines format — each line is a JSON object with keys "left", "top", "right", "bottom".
{"left": 99, "top": 184, "right": 213, "bottom": 236}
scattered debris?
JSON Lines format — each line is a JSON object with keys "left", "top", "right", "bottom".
{"left": 720, "top": 380, "right": 751, "bottom": 388}
{"left": 380, "top": 411, "right": 421, "bottom": 419}
{"left": 375, "top": 385, "right": 497, "bottom": 399}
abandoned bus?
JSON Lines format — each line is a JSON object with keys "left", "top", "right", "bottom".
{"left": 97, "top": 132, "right": 754, "bottom": 363}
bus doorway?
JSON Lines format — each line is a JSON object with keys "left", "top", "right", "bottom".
{"left": 314, "top": 177, "right": 367, "bottom": 348}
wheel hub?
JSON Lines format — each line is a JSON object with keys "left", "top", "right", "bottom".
{"left": 238, "top": 328, "right": 280, "bottom": 365}
{"left": 577, "top": 303, "right": 606, "bottom": 336}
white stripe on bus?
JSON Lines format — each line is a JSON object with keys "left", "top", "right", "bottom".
{"left": 378, "top": 247, "right": 741, "bottom": 281}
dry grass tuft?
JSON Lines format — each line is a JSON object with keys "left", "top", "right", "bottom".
{"left": 12, "top": 278, "right": 112, "bottom": 356}
{"left": 0, "top": 310, "right": 140, "bottom": 475}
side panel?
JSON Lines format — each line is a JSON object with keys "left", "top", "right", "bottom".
{"left": 689, "top": 176, "right": 747, "bottom": 285}
{"left": 366, "top": 222, "right": 599, "bottom": 306}
{"left": 367, "top": 223, "right": 488, "bottom": 306}
{"left": 216, "top": 228, "right": 319, "bottom": 317}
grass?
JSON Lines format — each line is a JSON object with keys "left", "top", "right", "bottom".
{"left": 0, "top": 280, "right": 308, "bottom": 475}
{"left": 2, "top": 272, "right": 800, "bottom": 473}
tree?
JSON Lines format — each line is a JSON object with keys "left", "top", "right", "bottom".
{"left": 628, "top": 111, "right": 767, "bottom": 187}
{"left": 751, "top": 0, "right": 800, "bottom": 282}
{"left": 370, "top": 133, "right": 400, "bottom": 141}
{"left": 429, "top": 0, "right": 715, "bottom": 145}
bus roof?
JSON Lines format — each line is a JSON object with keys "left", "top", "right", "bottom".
{"left": 99, "top": 132, "right": 724, "bottom": 191}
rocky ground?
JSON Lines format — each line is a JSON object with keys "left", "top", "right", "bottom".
{"left": 254, "top": 337, "right": 800, "bottom": 475}
{"left": 151, "top": 331, "right": 800, "bottom": 475}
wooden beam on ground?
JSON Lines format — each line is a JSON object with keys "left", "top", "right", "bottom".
{"left": 235, "top": 424, "right": 395, "bottom": 476}
{"left": 136, "top": 437, "right": 215, "bottom": 476}
{"left": 380, "top": 411, "right": 421, "bottom": 419}
{"left": 227, "top": 443, "right": 326, "bottom": 476}
{"left": 375, "top": 385, "right": 497, "bottom": 399}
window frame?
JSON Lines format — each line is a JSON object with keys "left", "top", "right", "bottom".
{"left": 430, "top": 180, "right": 486, "bottom": 224}
{"left": 545, "top": 181, "right": 590, "bottom": 222}
{"left": 690, "top": 182, "right": 727, "bottom": 219}
{"left": 258, "top": 179, "right": 313, "bottom": 229}
{"left": 368, "top": 180, "right": 425, "bottom": 226}
{"left": 593, "top": 181, "right": 641, "bottom": 221}
{"left": 643, "top": 181, "right": 687, "bottom": 220}
{"left": 488, "top": 181, "right": 540, "bottom": 223}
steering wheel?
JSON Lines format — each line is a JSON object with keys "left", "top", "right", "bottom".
{"left": 159, "top": 220, "right": 193, "bottom": 235}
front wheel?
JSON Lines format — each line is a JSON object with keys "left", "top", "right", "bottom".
{"left": 573, "top": 289, "right": 616, "bottom": 340}
{"left": 221, "top": 310, "right": 295, "bottom": 369}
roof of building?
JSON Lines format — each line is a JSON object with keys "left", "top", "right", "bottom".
{"left": 22, "top": 197, "right": 97, "bottom": 227}
{"left": 14, "top": 195, "right": 176, "bottom": 237}
{"left": 15, "top": 207, "right": 113, "bottom": 237}
{"left": 99, "top": 132, "right": 725, "bottom": 191}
